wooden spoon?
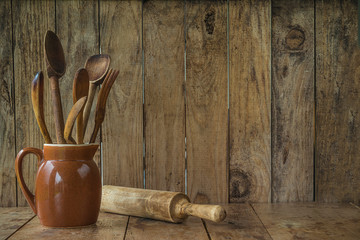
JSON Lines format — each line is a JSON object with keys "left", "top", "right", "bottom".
{"left": 31, "top": 71, "right": 52, "bottom": 144}
{"left": 73, "top": 68, "right": 89, "bottom": 144}
{"left": 64, "top": 96, "right": 87, "bottom": 144}
{"left": 44, "top": 30, "right": 66, "bottom": 144}
{"left": 89, "top": 69, "right": 119, "bottom": 143}
{"left": 83, "top": 54, "right": 110, "bottom": 137}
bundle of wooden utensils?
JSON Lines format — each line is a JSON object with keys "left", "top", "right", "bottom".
{"left": 30, "top": 30, "right": 226, "bottom": 224}
{"left": 32, "top": 30, "right": 117, "bottom": 144}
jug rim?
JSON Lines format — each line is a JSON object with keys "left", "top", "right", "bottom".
{"left": 44, "top": 143, "right": 99, "bottom": 147}
{"left": 43, "top": 143, "right": 99, "bottom": 161}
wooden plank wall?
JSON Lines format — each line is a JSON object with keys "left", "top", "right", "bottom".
{"left": 186, "top": 0, "right": 228, "bottom": 204}
{"left": 0, "top": 0, "right": 359, "bottom": 207}
{"left": 143, "top": 0, "right": 185, "bottom": 192}
{"left": 316, "top": 0, "right": 360, "bottom": 204}
{"left": 271, "top": 0, "right": 314, "bottom": 202}
{"left": 101, "top": 1, "right": 143, "bottom": 189}
{"left": 229, "top": 0, "right": 271, "bottom": 203}
{"left": 0, "top": 0, "right": 16, "bottom": 207}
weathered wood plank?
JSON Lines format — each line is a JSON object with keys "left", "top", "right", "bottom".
{"left": 228, "top": 0, "right": 271, "bottom": 203}
{"left": 271, "top": 0, "right": 314, "bottom": 202}
{"left": 125, "top": 217, "right": 208, "bottom": 240}
{"left": 0, "top": 0, "right": 16, "bottom": 207}
{"left": 100, "top": 1, "right": 143, "bottom": 188}
{"left": 0, "top": 208, "right": 34, "bottom": 240}
{"left": 204, "top": 204, "right": 272, "bottom": 240}
{"left": 144, "top": 0, "right": 185, "bottom": 192}
{"left": 9, "top": 212, "right": 128, "bottom": 240}
{"left": 253, "top": 203, "right": 360, "bottom": 239}
{"left": 316, "top": 0, "right": 360, "bottom": 204}
{"left": 56, "top": 0, "right": 100, "bottom": 162}
{"left": 13, "top": 0, "right": 55, "bottom": 206}
{"left": 186, "top": 0, "right": 228, "bottom": 204}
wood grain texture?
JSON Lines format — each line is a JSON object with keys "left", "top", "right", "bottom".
{"left": 0, "top": 0, "right": 16, "bottom": 207}
{"left": 56, "top": 0, "right": 99, "bottom": 158}
{"left": 316, "top": 0, "right": 360, "bottom": 204}
{"left": 9, "top": 212, "right": 128, "bottom": 240}
{"left": 271, "top": 0, "right": 314, "bottom": 202}
{"left": 125, "top": 217, "right": 208, "bottom": 240}
{"left": 229, "top": 0, "right": 271, "bottom": 203}
{"left": 4, "top": 203, "right": 360, "bottom": 239}
{"left": 0, "top": 208, "right": 34, "bottom": 240}
{"left": 13, "top": 0, "right": 55, "bottom": 206}
{"left": 100, "top": 1, "right": 143, "bottom": 188}
{"left": 186, "top": 0, "right": 228, "bottom": 204}
{"left": 253, "top": 203, "right": 360, "bottom": 239}
{"left": 144, "top": 0, "right": 185, "bottom": 192}
{"left": 204, "top": 204, "right": 272, "bottom": 240}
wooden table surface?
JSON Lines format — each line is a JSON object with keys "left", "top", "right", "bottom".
{"left": 1, "top": 203, "right": 359, "bottom": 240}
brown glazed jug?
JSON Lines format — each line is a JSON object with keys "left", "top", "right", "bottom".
{"left": 15, "top": 144, "right": 101, "bottom": 227}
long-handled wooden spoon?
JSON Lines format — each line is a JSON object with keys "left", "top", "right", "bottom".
{"left": 31, "top": 71, "right": 52, "bottom": 144}
{"left": 89, "top": 69, "right": 119, "bottom": 143}
{"left": 73, "top": 68, "right": 89, "bottom": 144}
{"left": 44, "top": 30, "right": 66, "bottom": 143}
{"left": 64, "top": 96, "right": 87, "bottom": 144}
{"left": 83, "top": 54, "right": 110, "bottom": 137}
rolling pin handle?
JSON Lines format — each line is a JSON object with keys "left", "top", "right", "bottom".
{"left": 180, "top": 202, "right": 226, "bottom": 223}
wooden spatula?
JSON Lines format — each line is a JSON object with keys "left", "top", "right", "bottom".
{"left": 31, "top": 71, "right": 52, "bottom": 144}
{"left": 72, "top": 68, "right": 89, "bottom": 144}
{"left": 64, "top": 96, "right": 87, "bottom": 144}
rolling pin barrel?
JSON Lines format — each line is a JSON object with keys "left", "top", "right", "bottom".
{"left": 101, "top": 185, "right": 226, "bottom": 223}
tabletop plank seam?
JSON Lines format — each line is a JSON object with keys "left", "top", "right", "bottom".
{"left": 200, "top": 219, "right": 212, "bottom": 240}
{"left": 250, "top": 204, "right": 274, "bottom": 240}
{"left": 6, "top": 215, "right": 36, "bottom": 240}
{"left": 122, "top": 216, "right": 130, "bottom": 240}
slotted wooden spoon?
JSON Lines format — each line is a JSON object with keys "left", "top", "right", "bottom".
{"left": 89, "top": 69, "right": 119, "bottom": 143}
{"left": 83, "top": 54, "right": 110, "bottom": 137}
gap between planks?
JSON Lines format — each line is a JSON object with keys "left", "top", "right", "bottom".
{"left": 200, "top": 219, "right": 212, "bottom": 240}
{"left": 122, "top": 216, "right": 130, "bottom": 240}
{"left": 249, "top": 204, "right": 274, "bottom": 240}
{"left": 6, "top": 215, "right": 36, "bottom": 240}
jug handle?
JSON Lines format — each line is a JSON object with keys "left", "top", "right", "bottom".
{"left": 15, "top": 147, "right": 43, "bottom": 214}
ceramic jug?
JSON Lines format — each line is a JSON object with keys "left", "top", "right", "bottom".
{"left": 15, "top": 144, "right": 101, "bottom": 227}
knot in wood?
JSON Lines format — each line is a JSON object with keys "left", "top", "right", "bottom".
{"left": 204, "top": 10, "right": 215, "bottom": 35}
{"left": 285, "top": 27, "right": 305, "bottom": 50}
{"left": 230, "top": 169, "right": 251, "bottom": 202}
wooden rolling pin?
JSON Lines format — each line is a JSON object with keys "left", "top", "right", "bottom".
{"left": 101, "top": 185, "right": 226, "bottom": 223}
